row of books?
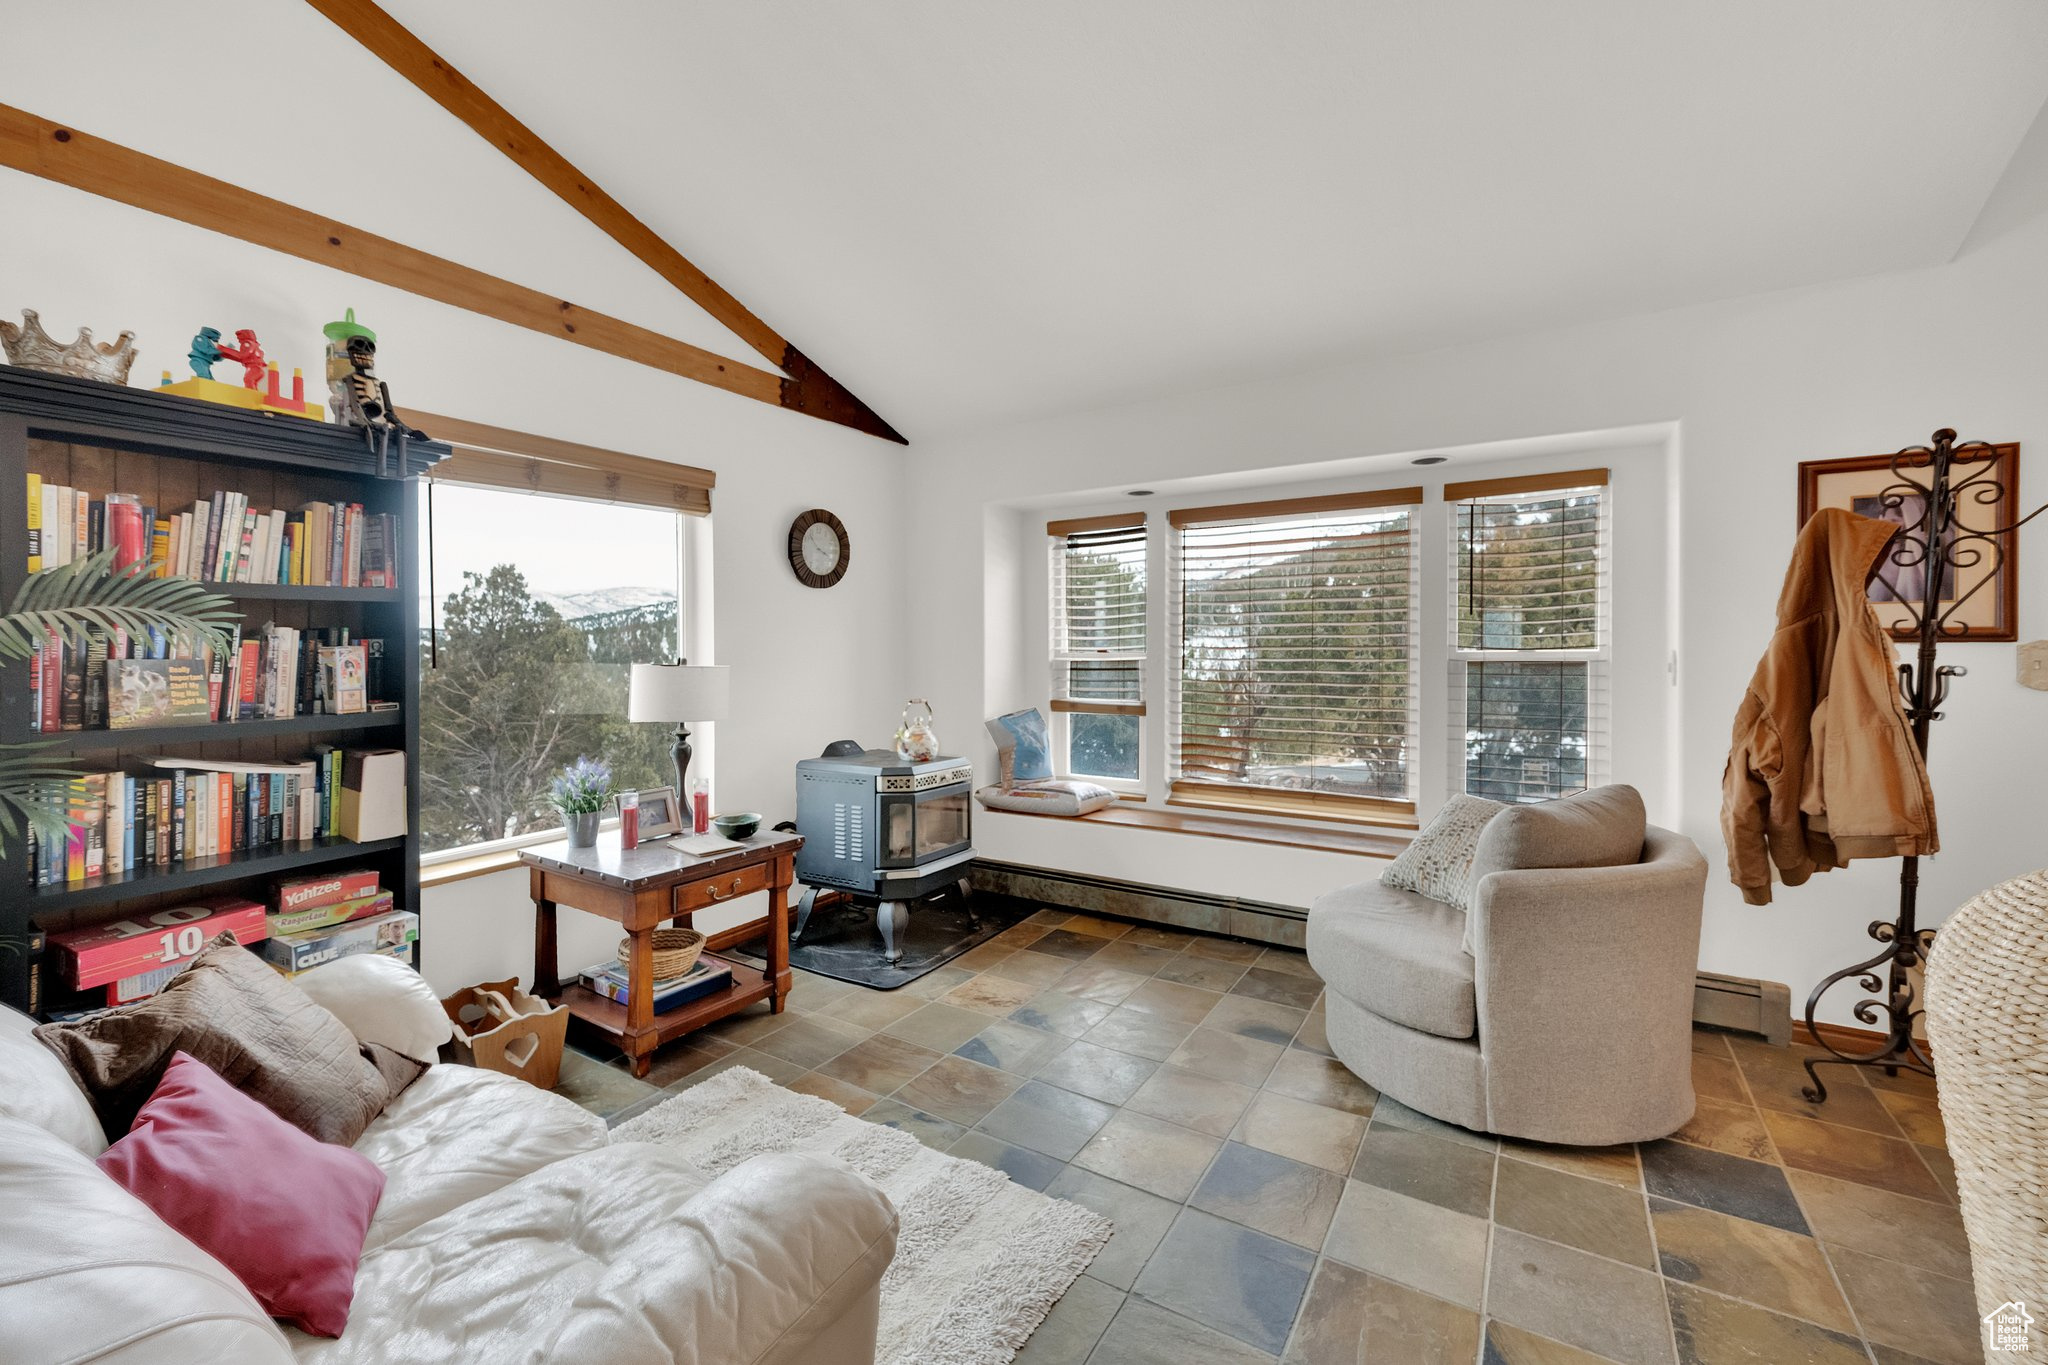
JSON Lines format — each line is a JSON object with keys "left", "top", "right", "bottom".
{"left": 27, "top": 476, "right": 399, "bottom": 588}
{"left": 24, "top": 751, "right": 352, "bottom": 888}
{"left": 28, "top": 623, "right": 382, "bottom": 732}
{"left": 577, "top": 954, "right": 735, "bottom": 1013}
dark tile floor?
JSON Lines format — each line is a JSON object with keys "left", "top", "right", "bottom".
{"left": 553, "top": 909, "right": 1977, "bottom": 1365}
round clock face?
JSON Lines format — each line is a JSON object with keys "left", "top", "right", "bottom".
{"left": 788, "top": 509, "right": 850, "bottom": 588}
{"left": 802, "top": 522, "right": 841, "bottom": 574}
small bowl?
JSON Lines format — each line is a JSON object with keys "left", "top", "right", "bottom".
{"left": 713, "top": 812, "right": 762, "bottom": 840}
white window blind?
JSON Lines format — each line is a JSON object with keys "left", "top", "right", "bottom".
{"left": 1446, "top": 472, "right": 1610, "bottom": 803}
{"left": 1049, "top": 514, "right": 1147, "bottom": 781}
{"left": 1169, "top": 490, "right": 1421, "bottom": 819}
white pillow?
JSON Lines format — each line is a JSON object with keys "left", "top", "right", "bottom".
{"left": 292, "top": 954, "right": 452, "bottom": 1065}
{"left": 1380, "top": 793, "right": 1506, "bottom": 908}
{"left": 975, "top": 780, "right": 1118, "bottom": 817}
{"left": 0, "top": 1003, "right": 107, "bottom": 1156}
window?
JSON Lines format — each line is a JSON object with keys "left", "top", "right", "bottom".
{"left": 1169, "top": 490, "right": 1421, "bottom": 821}
{"left": 1048, "top": 514, "right": 1147, "bottom": 782}
{"left": 1447, "top": 471, "right": 1609, "bottom": 803}
{"left": 419, "top": 483, "right": 685, "bottom": 854}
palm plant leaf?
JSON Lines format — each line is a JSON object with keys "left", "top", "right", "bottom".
{"left": 0, "top": 744, "right": 89, "bottom": 849}
{"left": 0, "top": 548, "right": 240, "bottom": 660}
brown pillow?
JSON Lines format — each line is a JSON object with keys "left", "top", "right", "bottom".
{"left": 35, "top": 932, "right": 424, "bottom": 1145}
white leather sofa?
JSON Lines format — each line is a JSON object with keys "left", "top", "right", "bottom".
{"left": 0, "top": 959, "right": 898, "bottom": 1365}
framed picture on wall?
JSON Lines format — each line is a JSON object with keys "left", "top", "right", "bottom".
{"left": 1796, "top": 442, "right": 2020, "bottom": 642}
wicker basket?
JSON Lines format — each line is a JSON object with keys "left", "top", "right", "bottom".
{"left": 1924, "top": 869, "right": 2048, "bottom": 1329}
{"left": 621, "top": 927, "right": 705, "bottom": 980}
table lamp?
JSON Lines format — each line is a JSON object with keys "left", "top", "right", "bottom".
{"left": 628, "top": 661, "right": 731, "bottom": 799}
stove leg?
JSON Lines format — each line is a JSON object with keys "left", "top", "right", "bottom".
{"left": 956, "top": 876, "right": 983, "bottom": 929}
{"left": 791, "top": 886, "right": 820, "bottom": 945}
{"left": 877, "top": 901, "right": 908, "bottom": 965}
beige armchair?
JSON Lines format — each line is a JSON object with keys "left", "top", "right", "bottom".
{"left": 1307, "top": 825, "right": 1708, "bottom": 1146}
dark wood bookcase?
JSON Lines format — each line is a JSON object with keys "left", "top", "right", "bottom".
{"left": 0, "top": 364, "right": 448, "bottom": 1013}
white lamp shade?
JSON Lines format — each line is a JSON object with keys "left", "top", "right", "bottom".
{"left": 628, "top": 663, "right": 731, "bottom": 723}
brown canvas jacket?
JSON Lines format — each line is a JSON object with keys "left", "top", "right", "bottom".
{"left": 1720, "top": 508, "right": 1937, "bottom": 905}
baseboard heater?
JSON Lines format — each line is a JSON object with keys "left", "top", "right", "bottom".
{"left": 971, "top": 858, "right": 1795, "bottom": 1042}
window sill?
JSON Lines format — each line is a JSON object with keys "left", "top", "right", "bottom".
{"left": 983, "top": 800, "right": 1410, "bottom": 859}
{"left": 419, "top": 845, "right": 530, "bottom": 889}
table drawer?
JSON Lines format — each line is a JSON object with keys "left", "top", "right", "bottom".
{"left": 675, "top": 861, "right": 771, "bottom": 911}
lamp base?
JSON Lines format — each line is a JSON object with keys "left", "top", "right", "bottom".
{"left": 671, "top": 723, "right": 694, "bottom": 803}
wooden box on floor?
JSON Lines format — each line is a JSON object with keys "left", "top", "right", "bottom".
{"left": 442, "top": 978, "right": 570, "bottom": 1089}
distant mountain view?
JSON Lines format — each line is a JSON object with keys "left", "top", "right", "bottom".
{"left": 532, "top": 586, "right": 678, "bottom": 620}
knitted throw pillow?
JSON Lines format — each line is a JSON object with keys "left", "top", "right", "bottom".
{"left": 1380, "top": 794, "right": 1506, "bottom": 906}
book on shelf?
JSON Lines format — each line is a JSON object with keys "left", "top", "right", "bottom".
{"left": 26, "top": 621, "right": 387, "bottom": 733}
{"left": 24, "top": 750, "right": 353, "bottom": 888}
{"left": 23, "top": 475, "right": 398, "bottom": 590}
{"left": 577, "top": 953, "right": 736, "bottom": 1013}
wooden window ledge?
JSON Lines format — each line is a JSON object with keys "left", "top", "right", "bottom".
{"left": 420, "top": 845, "right": 530, "bottom": 889}
{"left": 983, "top": 800, "right": 1410, "bottom": 858}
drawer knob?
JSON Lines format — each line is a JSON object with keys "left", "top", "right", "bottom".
{"left": 707, "top": 876, "right": 745, "bottom": 901}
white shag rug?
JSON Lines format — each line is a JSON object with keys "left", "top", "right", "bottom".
{"left": 611, "top": 1066, "right": 1113, "bottom": 1365}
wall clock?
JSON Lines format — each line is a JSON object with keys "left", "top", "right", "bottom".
{"left": 788, "top": 508, "right": 850, "bottom": 588}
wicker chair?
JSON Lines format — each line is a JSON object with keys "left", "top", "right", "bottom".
{"left": 1923, "top": 869, "right": 2048, "bottom": 1333}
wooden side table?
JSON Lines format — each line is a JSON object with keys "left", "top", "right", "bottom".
{"left": 521, "top": 829, "right": 801, "bottom": 1077}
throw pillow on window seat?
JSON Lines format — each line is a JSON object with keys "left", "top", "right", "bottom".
{"left": 975, "top": 779, "right": 1118, "bottom": 816}
{"left": 985, "top": 708, "right": 1054, "bottom": 788}
{"left": 35, "top": 932, "right": 425, "bottom": 1146}
{"left": 97, "top": 1050, "right": 385, "bottom": 1337}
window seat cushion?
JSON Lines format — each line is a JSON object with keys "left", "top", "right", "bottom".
{"left": 975, "top": 780, "right": 1119, "bottom": 817}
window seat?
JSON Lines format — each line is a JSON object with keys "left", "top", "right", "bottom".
{"left": 981, "top": 800, "right": 1409, "bottom": 859}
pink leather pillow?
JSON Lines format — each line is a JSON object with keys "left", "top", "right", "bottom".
{"left": 95, "top": 1051, "right": 384, "bottom": 1337}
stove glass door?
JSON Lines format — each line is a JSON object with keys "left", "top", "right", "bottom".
{"left": 882, "top": 784, "right": 972, "bottom": 866}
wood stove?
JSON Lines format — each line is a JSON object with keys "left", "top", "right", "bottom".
{"left": 791, "top": 743, "right": 975, "bottom": 963}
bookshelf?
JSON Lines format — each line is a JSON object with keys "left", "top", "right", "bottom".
{"left": 0, "top": 363, "right": 448, "bottom": 1013}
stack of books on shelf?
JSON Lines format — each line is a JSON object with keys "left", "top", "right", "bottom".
{"left": 24, "top": 751, "right": 355, "bottom": 888}
{"left": 30, "top": 624, "right": 383, "bottom": 732}
{"left": 28, "top": 475, "right": 399, "bottom": 588}
{"left": 578, "top": 954, "right": 735, "bottom": 1014}
{"left": 259, "top": 868, "right": 415, "bottom": 980}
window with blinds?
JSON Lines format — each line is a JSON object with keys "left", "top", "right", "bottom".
{"left": 1048, "top": 514, "right": 1148, "bottom": 781}
{"left": 1168, "top": 490, "right": 1421, "bottom": 821}
{"left": 1446, "top": 471, "right": 1610, "bottom": 803}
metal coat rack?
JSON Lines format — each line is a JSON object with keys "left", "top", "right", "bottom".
{"left": 1802, "top": 428, "right": 2048, "bottom": 1102}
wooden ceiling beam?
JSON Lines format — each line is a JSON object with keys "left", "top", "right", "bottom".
{"left": 0, "top": 103, "right": 901, "bottom": 442}
{"left": 303, "top": 0, "right": 904, "bottom": 445}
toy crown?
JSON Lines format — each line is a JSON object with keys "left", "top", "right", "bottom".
{"left": 0, "top": 309, "right": 139, "bottom": 385}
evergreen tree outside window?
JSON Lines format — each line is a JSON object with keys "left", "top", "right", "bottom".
{"left": 418, "top": 484, "right": 685, "bottom": 854}
{"left": 1447, "top": 472, "right": 1610, "bottom": 803}
{"left": 1168, "top": 490, "right": 1421, "bottom": 821}
{"left": 1048, "top": 515, "right": 1147, "bottom": 782}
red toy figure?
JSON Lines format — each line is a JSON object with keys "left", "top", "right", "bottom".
{"left": 214, "top": 328, "right": 267, "bottom": 388}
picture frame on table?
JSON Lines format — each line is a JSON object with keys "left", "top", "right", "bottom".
{"left": 1796, "top": 442, "right": 2020, "bottom": 643}
{"left": 633, "top": 785, "right": 684, "bottom": 839}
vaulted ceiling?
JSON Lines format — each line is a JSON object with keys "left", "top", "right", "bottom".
{"left": 11, "top": 2, "right": 2048, "bottom": 440}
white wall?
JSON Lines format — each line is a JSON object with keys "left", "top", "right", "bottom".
{"left": 908, "top": 210, "right": 2048, "bottom": 1027}
{"left": 1, "top": 174, "right": 913, "bottom": 996}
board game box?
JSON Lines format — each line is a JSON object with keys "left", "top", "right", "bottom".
{"left": 50, "top": 897, "right": 267, "bottom": 990}
{"left": 259, "top": 908, "right": 418, "bottom": 974}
